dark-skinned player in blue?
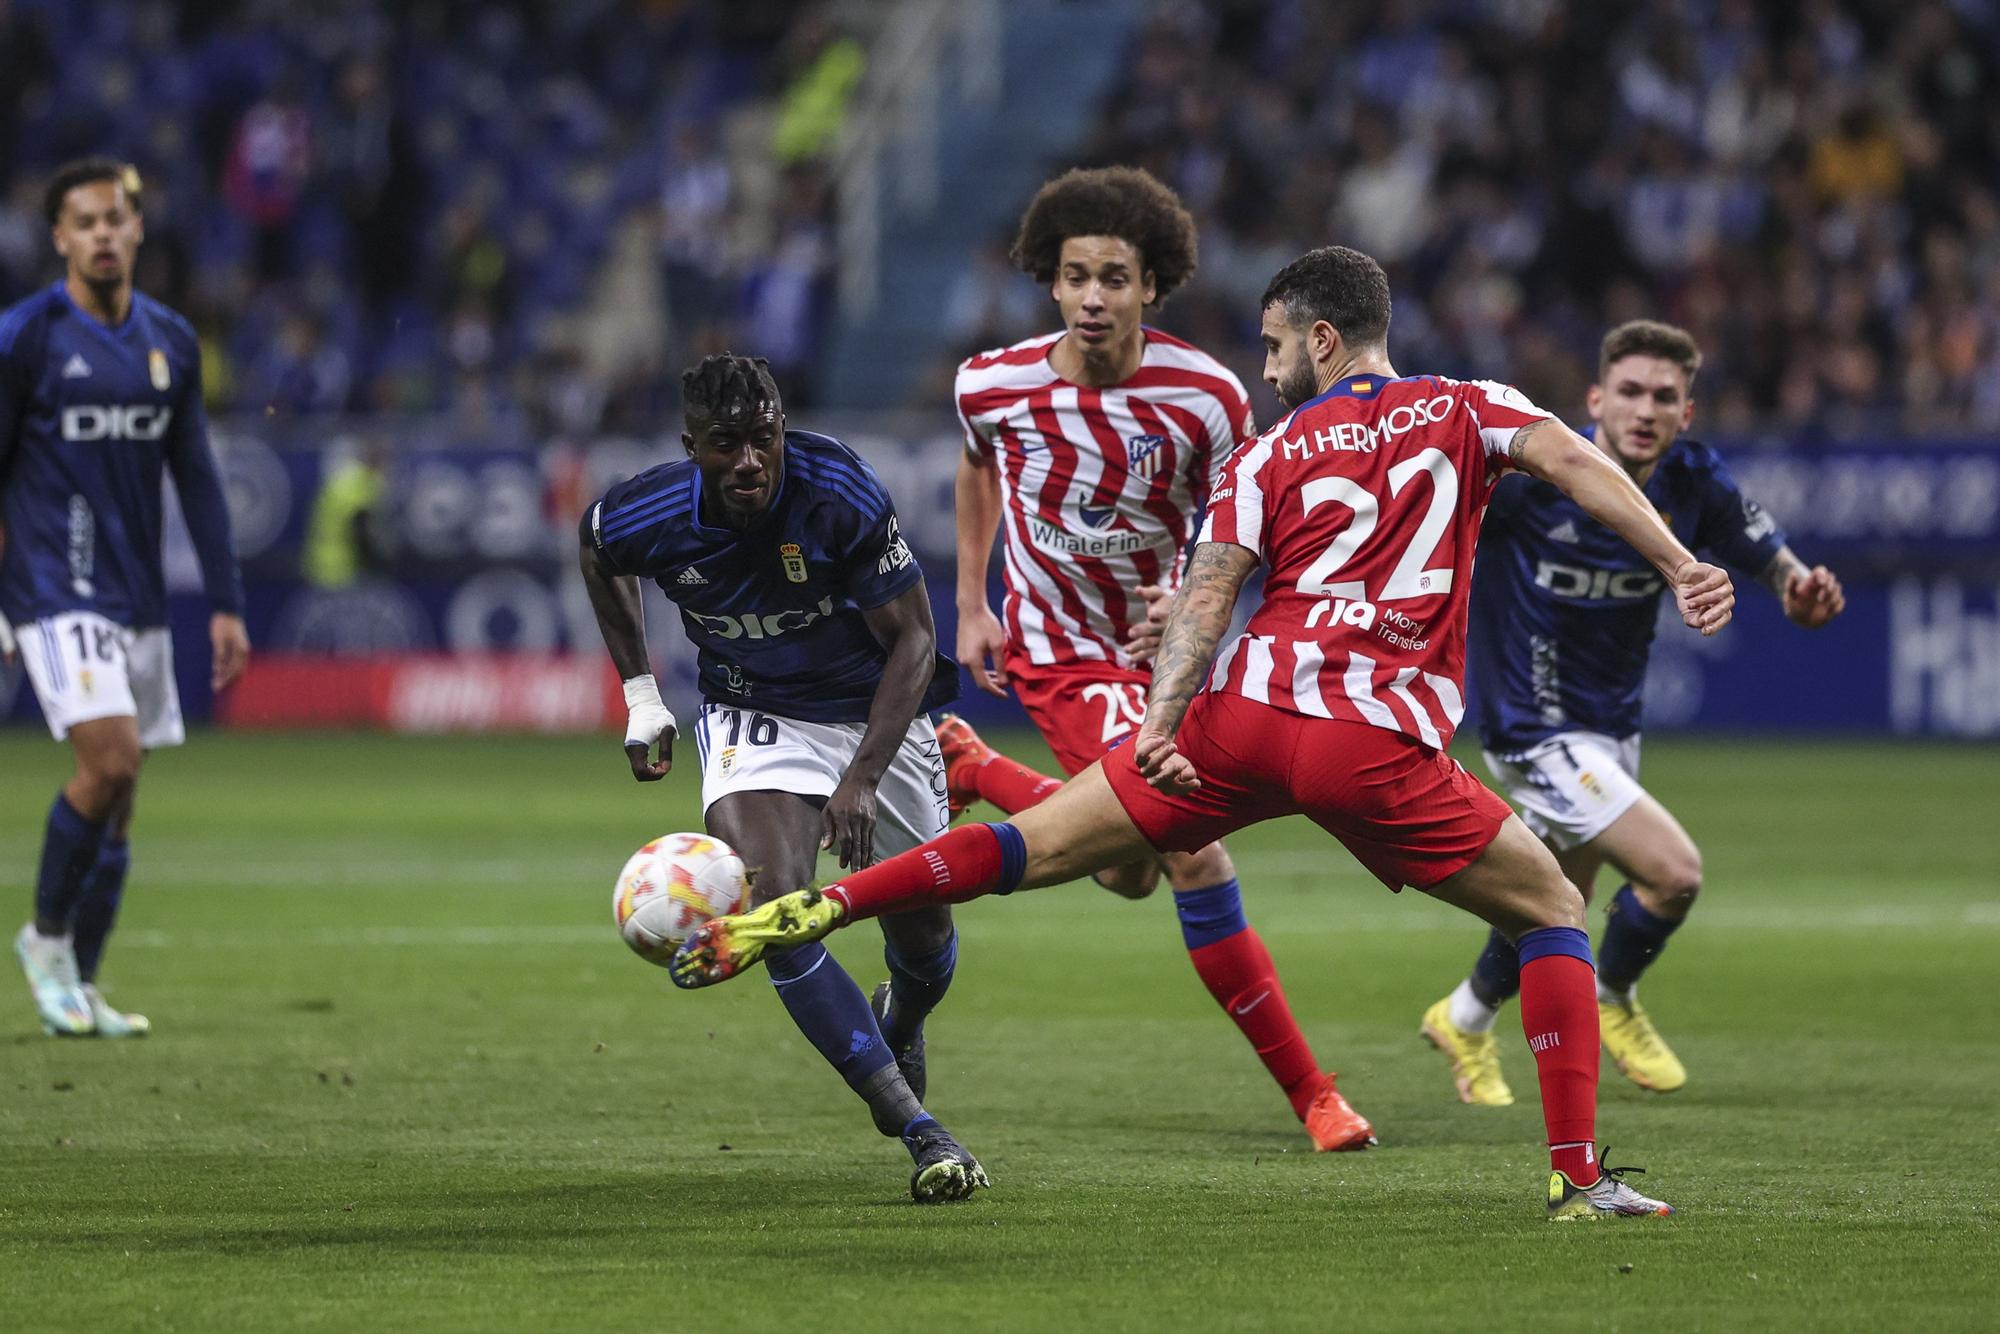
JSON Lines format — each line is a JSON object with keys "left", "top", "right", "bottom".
{"left": 578, "top": 353, "right": 986, "bottom": 1203}
{"left": 3, "top": 158, "right": 248, "bottom": 1038}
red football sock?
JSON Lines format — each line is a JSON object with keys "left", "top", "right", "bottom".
{"left": 1519, "top": 953, "right": 1601, "bottom": 1184}
{"left": 968, "top": 755, "right": 1062, "bottom": 814}
{"left": 1188, "top": 932, "right": 1329, "bottom": 1120}
{"left": 822, "top": 823, "right": 1013, "bottom": 921}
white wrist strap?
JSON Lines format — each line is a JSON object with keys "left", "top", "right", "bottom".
{"left": 621, "top": 674, "right": 675, "bottom": 742}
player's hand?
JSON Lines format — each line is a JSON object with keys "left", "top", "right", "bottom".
{"left": 1669, "top": 561, "right": 1734, "bottom": 636}
{"left": 209, "top": 612, "right": 250, "bottom": 690}
{"left": 622, "top": 674, "right": 676, "bottom": 781}
{"left": 821, "top": 774, "right": 879, "bottom": 870}
{"left": 1133, "top": 727, "right": 1200, "bottom": 795}
{"left": 1124, "top": 583, "right": 1173, "bottom": 664}
{"left": 1783, "top": 564, "right": 1845, "bottom": 629}
{"left": 956, "top": 604, "right": 1011, "bottom": 698}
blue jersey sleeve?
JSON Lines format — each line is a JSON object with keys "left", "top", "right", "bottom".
{"left": 1690, "top": 449, "right": 1786, "bottom": 580}
{"left": 585, "top": 463, "right": 688, "bottom": 578}
{"left": 825, "top": 454, "right": 922, "bottom": 609}
{"left": 164, "top": 355, "right": 245, "bottom": 614}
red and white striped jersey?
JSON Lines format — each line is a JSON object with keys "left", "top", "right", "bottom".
{"left": 1199, "top": 373, "right": 1553, "bottom": 749}
{"left": 955, "top": 329, "right": 1255, "bottom": 668}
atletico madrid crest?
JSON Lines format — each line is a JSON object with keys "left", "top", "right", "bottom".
{"left": 1126, "top": 433, "right": 1166, "bottom": 480}
{"left": 778, "top": 542, "right": 808, "bottom": 583}
{"left": 148, "top": 349, "right": 171, "bottom": 392}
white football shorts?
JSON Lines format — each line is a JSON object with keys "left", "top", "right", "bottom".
{"left": 692, "top": 703, "right": 950, "bottom": 862}
{"left": 1481, "top": 730, "right": 1644, "bottom": 849}
{"left": 15, "top": 611, "right": 185, "bottom": 748}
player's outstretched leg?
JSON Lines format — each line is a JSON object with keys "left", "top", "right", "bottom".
{"left": 676, "top": 766, "right": 1156, "bottom": 987}
{"left": 1423, "top": 817, "right": 1674, "bottom": 1220}
{"left": 1419, "top": 928, "right": 1518, "bottom": 1106}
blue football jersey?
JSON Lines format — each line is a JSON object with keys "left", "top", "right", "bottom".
{"left": 1466, "top": 434, "right": 1786, "bottom": 751}
{"left": 0, "top": 282, "right": 242, "bottom": 628}
{"left": 584, "top": 429, "right": 959, "bottom": 724}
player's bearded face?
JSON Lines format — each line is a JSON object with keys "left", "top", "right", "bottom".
{"left": 1589, "top": 356, "right": 1695, "bottom": 470}
{"left": 1052, "top": 236, "right": 1153, "bottom": 355}
{"left": 53, "top": 181, "right": 143, "bottom": 290}
{"left": 1261, "top": 305, "right": 1319, "bottom": 409}
{"left": 687, "top": 408, "right": 785, "bottom": 524}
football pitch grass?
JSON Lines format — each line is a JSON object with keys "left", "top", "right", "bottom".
{"left": 0, "top": 730, "right": 1993, "bottom": 1332}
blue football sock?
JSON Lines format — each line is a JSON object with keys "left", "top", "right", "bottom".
{"left": 1468, "top": 927, "right": 1523, "bottom": 1008}
{"left": 33, "top": 794, "right": 106, "bottom": 936}
{"left": 882, "top": 930, "right": 956, "bottom": 1049}
{"left": 1597, "top": 885, "right": 1683, "bottom": 996}
{"left": 71, "top": 838, "right": 131, "bottom": 984}
{"left": 1173, "top": 878, "right": 1248, "bottom": 949}
{"left": 766, "top": 941, "right": 898, "bottom": 1092}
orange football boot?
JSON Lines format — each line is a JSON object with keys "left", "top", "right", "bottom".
{"left": 1305, "top": 1078, "right": 1378, "bottom": 1152}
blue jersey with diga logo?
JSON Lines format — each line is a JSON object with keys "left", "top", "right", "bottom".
{"left": 583, "top": 429, "right": 959, "bottom": 724}
{"left": 1466, "top": 433, "right": 1785, "bottom": 751}
{"left": 0, "top": 282, "right": 241, "bottom": 628}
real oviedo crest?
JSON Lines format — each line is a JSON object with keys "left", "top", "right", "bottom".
{"left": 148, "top": 349, "right": 171, "bottom": 392}
{"left": 778, "top": 542, "right": 808, "bottom": 583}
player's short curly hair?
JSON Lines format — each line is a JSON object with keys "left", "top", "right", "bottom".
{"left": 1599, "top": 320, "right": 1702, "bottom": 386}
{"left": 1260, "top": 246, "right": 1392, "bottom": 348}
{"left": 682, "top": 353, "right": 782, "bottom": 421}
{"left": 1010, "top": 166, "right": 1197, "bottom": 302}
{"left": 44, "top": 157, "right": 143, "bottom": 226}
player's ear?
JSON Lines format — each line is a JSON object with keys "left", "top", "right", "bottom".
{"left": 1585, "top": 383, "right": 1604, "bottom": 422}
{"left": 680, "top": 430, "right": 696, "bottom": 456}
{"left": 1141, "top": 269, "right": 1157, "bottom": 306}
{"left": 1678, "top": 395, "right": 1695, "bottom": 431}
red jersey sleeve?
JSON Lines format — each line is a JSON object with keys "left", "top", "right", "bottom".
{"left": 1195, "top": 428, "right": 1280, "bottom": 559}
{"left": 952, "top": 361, "right": 993, "bottom": 461}
{"left": 1457, "top": 379, "right": 1554, "bottom": 474}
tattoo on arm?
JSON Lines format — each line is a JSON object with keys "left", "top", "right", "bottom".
{"left": 1145, "top": 543, "right": 1256, "bottom": 740}
{"left": 1508, "top": 419, "right": 1555, "bottom": 466}
{"left": 1758, "top": 546, "right": 1808, "bottom": 598}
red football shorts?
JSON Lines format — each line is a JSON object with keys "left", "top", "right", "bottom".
{"left": 1101, "top": 691, "right": 1512, "bottom": 891}
{"left": 1006, "top": 654, "right": 1155, "bottom": 777}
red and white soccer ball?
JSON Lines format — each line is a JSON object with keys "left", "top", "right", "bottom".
{"left": 612, "top": 833, "right": 749, "bottom": 965}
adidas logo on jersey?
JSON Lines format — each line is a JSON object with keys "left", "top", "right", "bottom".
{"left": 1548, "top": 520, "right": 1580, "bottom": 544}
{"left": 675, "top": 568, "right": 709, "bottom": 585}
{"left": 61, "top": 354, "right": 92, "bottom": 379}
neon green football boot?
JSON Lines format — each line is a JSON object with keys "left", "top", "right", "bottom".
{"left": 670, "top": 887, "right": 846, "bottom": 989}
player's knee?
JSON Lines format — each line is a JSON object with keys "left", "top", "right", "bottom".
{"left": 1164, "top": 842, "right": 1234, "bottom": 892}
{"left": 1093, "top": 860, "right": 1160, "bottom": 900}
{"left": 1529, "top": 876, "right": 1587, "bottom": 932}
{"left": 79, "top": 751, "right": 141, "bottom": 807}
{"left": 1645, "top": 852, "right": 1702, "bottom": 913}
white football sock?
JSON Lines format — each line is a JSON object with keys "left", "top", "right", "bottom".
{"left": 1597, "top": 980, "right": 1635, "bottom": 1005}
{"left": 1447, "top": 977, "right": 1500, "bottom": 1034}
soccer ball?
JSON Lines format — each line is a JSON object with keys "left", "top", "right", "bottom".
{"left": 612, "top": 832, "right": 749, "bottom": 965}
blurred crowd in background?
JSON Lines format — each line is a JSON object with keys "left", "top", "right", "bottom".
{"left": 0, "top": 0, "right": 860, "bottom": 435}
{"left": 2, "top": 0, "right": 1998, "bottom": 437}
{"left": 941, "top": 0, "right": 2000, "bottom": 437}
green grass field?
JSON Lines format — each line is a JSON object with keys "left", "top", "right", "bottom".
{"left": 0, "top": 729, "right": 1994, "bottom": 1332}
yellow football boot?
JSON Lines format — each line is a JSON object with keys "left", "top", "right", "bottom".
{"left": 1598, "top": 995, "right": 1687, "bottom": 1092}
{"left": 1419, "top": 996, "right": 1515, "bottom": 1106}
